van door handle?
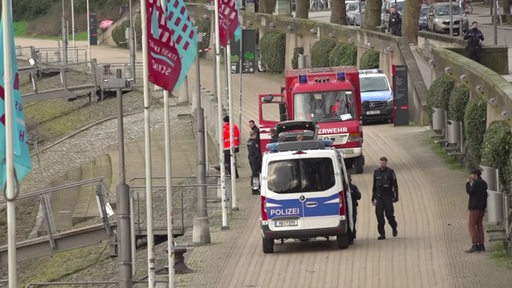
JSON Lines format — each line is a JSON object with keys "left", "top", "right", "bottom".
{"left": 306, "top": 202, "right": 318, "bottom": 207}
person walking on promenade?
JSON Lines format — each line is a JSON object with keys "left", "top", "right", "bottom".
{"left": 347, "top": 173, "right": 362, "bottom": 245}
{"left": 388, "top": 6, "right": 402, "bottom": 36}
{"left": 223, "top": 115, "right": 240, "bottom": 178}
{"left": 249, "top": 119, "right": 260, "bottom": 142}
{"left": 465, "top": 168, "right": 488, "bottom": 253}
{"left": 372, "top": 156, "right": 399, "bottom": 240}
{"left": 247, "top": 130, "right": 262, "bottom": 194}
{"left": 463, "top": 21, "right": 484, "bottom": 63}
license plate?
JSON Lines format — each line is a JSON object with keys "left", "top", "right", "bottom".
{"left": 367, "top": 110, "right": 380, "bottom": 115}
{"left": 274, "top": 219, "right": 299, "bottom": 227}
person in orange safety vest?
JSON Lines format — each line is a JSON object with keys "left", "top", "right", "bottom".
{"left": 223, "top": 115, "right": 240, "bottom": 178}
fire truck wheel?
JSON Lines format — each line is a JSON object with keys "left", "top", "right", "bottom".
{"left": 353, "top": 156, "right": 364, "bottom": 174}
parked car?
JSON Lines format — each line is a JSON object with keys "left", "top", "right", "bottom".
{"left": 346, "top": 1, "right": 360, "bottom": 26}
{"left": 359, "top": 69, "right": 393, "bottom": 124}
{"left": 427, "top": 2, "right": 469, "bottom": 35}
{"left": 419, "top": 5, "right": 429, "bottom": 30}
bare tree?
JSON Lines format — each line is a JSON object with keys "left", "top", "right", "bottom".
{"left": 363, "top": 0, "right": 383, "bottom": 31}
{"left": 402, "top": 0, "right": 422, "bottom": 44}
{"left": 330, "top": 0, "right": 347, "bottom": 25}
{"left": 295, "top": 0, "right": 310, "bottom": 19}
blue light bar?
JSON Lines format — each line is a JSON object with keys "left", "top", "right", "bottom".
{"left": 298, "top": 74, "right": 308, "bottom": 83}
{"left": 337, "top": 72, "right": 346, "bottom": 81}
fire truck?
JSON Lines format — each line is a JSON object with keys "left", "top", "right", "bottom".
{"left": 258, "top": 66, "right": 364, "bottom": 173}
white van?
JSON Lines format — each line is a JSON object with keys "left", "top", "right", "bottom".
{"left": 260, "top": 139, "right": 353, "bottom": 253}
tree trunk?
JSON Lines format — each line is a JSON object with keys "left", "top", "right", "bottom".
{"left": 295, "top": 0, "right": 310, "bottom": 19}
{"left": 504, "top": 0, "right": 511, "bottom": 15}
{"left": 402, "top": 0, "right": 421, "bottom": 45}
{"left": 330, "top": 0, "right": 347, "bottom": 25}
{"left": 363, "top": 0, "right": 382, "bottom": 31}
{"left": 260, "top": 0, "right": 278, "bottom": 14}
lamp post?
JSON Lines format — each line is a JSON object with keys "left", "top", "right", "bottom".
{"left": 129, "top": 0, "right": 136, "bottom": 83}
{"left": 71, "top": 0, "right": 75, "bottom": 46}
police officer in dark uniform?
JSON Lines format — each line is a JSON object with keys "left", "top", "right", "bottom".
{"left": 347, "top": 173, "right": 362, "bottom": 245}
{"left": 372, "top": 156, "right": 399, "bottom": 240}
{"left": 388, "top": 6, "right": 402, "bottom": 36}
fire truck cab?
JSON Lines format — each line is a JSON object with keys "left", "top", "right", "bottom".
{"left": 258, "top": 66, "right": 364, "bottom": 173}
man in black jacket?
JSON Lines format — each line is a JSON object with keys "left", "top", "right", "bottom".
{"left": 465, "top": 169, "right": 488, "bottom": 252}
{"left": 372, "top": 156, "right": 399, "bottom": 240}
{"left": 247, "top": 130, "right": 262, "bottom": 194}
{"left": 348, "top": 173, "right": 362, "bottom": 245}
{"left": 388, "top": 6, "right": 402, "bottom": 36}
{"left": 463, "top": 21, "right": 484, "bottom": 63}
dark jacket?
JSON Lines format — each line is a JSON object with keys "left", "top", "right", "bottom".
{"left": 251, "top": 126, "right": 260, "bottom": 142}
{"left": 463, "top": 28, "right": 484, "bottom": 50}
{"left": 372, "top": 167, "right": 398, "bottom": 200}
{"left": 388, "top": 12, "right": 402, "bottom": 36}
{"left": 466, "top": 178, "right": 487, "bottom": 211}
{"left": 349, "top": 183, "right": 362, "bottom": 207}
{"left": 247, "top": 137, "right": 262, "bottom": 173}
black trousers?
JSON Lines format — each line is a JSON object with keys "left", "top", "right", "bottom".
{"left": 467, "top": 47, "right": 482, "bottom": 63}
{"left": 349, "top": 206, "right": 358, "bottom": 240}
{"left": 375, "top": 195, "right": 397, "bottom": 236}
{"left": 224, "top": 149, "right": 239, "bottom": 178}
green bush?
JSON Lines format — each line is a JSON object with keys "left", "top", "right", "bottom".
{"left": 464, "top": 97, "right": 487, "bottom": 169}
{"left": 259, "top": 31, "right": 286, "bottom": 73}
{"left": 112, "top": 20, "right": 130, "bottom": 48}
{"left": 448, "top": 86, "right": 470, "bottom": 122}
{"left": 359, "top": 49, "right": 379, "bottom": 69}
{"left": 426, "top": 74, "right": 454, "bottom": 125}
{"left": 292, "top": 47, "right": 304, "bottom": 69}
{"left": 329, "top": 42, "right": 357, "bottom": 66}
{"left": 481, "top": 121, "right": 512, "bottom": 193}
{"left": 310, "top": 39, "right": 337, "bottom": 68}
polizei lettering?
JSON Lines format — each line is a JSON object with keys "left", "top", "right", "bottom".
{"left": 269, "top": 207, "right": 300, "bottom": 216}
{"left": 318, "top": 127, "right": 348, "bottom": 134}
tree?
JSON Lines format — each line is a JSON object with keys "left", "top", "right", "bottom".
{"left": 363, "top": 0, "right": 382, "bottom": 31}
{"left": 402, "top": 0, "right": 422, "bottom": 44}
{"left": 330, "top": 0, "right": 347, "bottom": 25}
{"left": 295, "top": 0, "right": 310, "bottom": 19}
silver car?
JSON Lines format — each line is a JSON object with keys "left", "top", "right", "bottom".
{"left": 346, "top": 1, "right": 360, "bottom": 25}
{"left": 427, "top": 3, "right": 469, "bottom": 35}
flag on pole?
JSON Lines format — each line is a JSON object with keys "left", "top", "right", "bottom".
{"left": 218, "top": 0, "right": 241, "bottom": 47}
{"left": 0, "top": 13, "right": 32, "bottom": 189}
{"left": 146, "top": 0, "right": 196, "bottom": 91}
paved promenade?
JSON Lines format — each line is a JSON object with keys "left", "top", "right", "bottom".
{"left": 9, "top": 30, "right": 512, "bottom": 287}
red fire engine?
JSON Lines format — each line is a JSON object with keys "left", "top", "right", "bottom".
{"left": 258, "top": 66, "right": 364, "bottom": 173}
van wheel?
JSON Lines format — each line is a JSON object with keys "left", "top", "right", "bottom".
{"left": 353, "top": 156, "right": 364, "bottom": 174}
{"left": 262, "top": 237, "right": 274, "bottom": 253}
{"left": 337, "top": 234, "right": 349, "bottom": 249}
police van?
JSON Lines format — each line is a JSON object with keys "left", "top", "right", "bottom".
{"left": 260, "top": 139, "right": 353, "bottom": 253}
{"left": 359, "top": 69, "right": 393, "bottom": 124}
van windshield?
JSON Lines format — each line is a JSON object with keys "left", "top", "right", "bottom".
{"left": 267, "top": 158, "right": 335, "bottom": 193}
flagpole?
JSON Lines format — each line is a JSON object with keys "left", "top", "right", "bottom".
{"left": 214, "top": 0, "right": 229, "bottom": 229}
{"left": 226, "top": 40, "right": 238, "bottom": 211}
{"left": 140, "top": 0, "right": 156, "bottom": 286}
{"left": 2, "top": 0, "right": 17, "bottom": 286}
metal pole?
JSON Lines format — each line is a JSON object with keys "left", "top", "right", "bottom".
{"left": 214, "top": 0, "right": 229, "bottom": 229}
{"left": 238, "top": 29, "right": 243, "bottom": 150}
{"left": 3, "top": 1, "right": 18, "bottom": 286}
{"left": 226, "top": 41, "right": 238, "bottom": 211}
{"left": 493, "top": 0, "right": 498, "bottom": 46}
{"left": 129, "top": 0, "right": 136, "bottom": 84}
{"left": 86, "top": 0, "right": 91, "bottom": 65}
{"left": 71, "top": 0, "right": 75, "bottom": 46}
{"left": 449, "top": 0, "right": 453, "bottom": 37}
{"left": 193, "top": 31, "right": 211, "bottom": 244}
{"left": 116, "top": 69, "right": 133, "bottom": 288}
{"left": 163, "top": 89, "right": 175, "bottom": 287}
{"left": 139, "top": 0, "right": 156, "bottom": 285}
{"left": 61, "top": 0, "right": 69, "bottom": 90}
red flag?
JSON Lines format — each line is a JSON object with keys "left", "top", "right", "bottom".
{"left": 146, "top": 0, "right": 182, "bottom": 91}
{"left": 218, "top": 0, "right": 239, "bottom": 47}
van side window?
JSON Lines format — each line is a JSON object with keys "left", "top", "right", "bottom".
{"left": 267, "top": 158, "right": 335, "bottom": 193}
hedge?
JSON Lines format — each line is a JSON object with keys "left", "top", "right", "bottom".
{"left": 310, "top": 39, "right": 337, "bottom": 68}
{"left": 259, "top": 31, "right": 286, "bottom": 73}
{"left": 448, "top": 85, "right": 470, "bottom": 122}
{"left": 464, "top": 96, "right": 487, "bottom": 169}
{"left": 480, "top": 120, "right": 512, "bottom": 193}
{"left": 328, "top": 42, "right": 357, "bottom": 66}
{"left": 359, "top": 49, "right": 379, "bottom": 69}
{"left": 426, "top": 74, "right": 454, "bottom": 126}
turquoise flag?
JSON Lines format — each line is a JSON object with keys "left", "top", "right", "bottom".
{"left": 0, "top": 13, "right": 32, "bottom": 189}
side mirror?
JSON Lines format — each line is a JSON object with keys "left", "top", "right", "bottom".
{"left": 263, "top": 95, "right": 274, "bottom": 103}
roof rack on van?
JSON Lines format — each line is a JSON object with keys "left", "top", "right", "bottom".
{"left": 266, "top": 139, "right": 333, "bottom": 153}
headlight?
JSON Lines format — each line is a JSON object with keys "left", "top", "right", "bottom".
{"left": 435, "top": 18, "right": 442, "bottom": 23}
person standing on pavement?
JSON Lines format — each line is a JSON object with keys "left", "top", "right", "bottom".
{"left": 249, "top": 120, "right": 260, "bottom": 142}
{"left": 388, "top": 6, "right": 402, "bottom": 36}
{"left": 269, "top": 128, "right": 278, "bottom": 143}
{"left": 347, "top": 173, "right": 362, "bottom": 245}
{"left": 372, "top": 156, "right": 399, "bottom": 240}
{"left": 465, "top": 168, "right": 488, "bottom": 253}
{"left": 247, "top": 130, "right": 262, "bottom": 193}
{"left": 223, "top": 115, "right": 240, "bottom": 178}
{"left": 463, "top": 21, "right": 484, "bottom": 63}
